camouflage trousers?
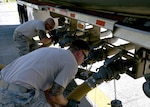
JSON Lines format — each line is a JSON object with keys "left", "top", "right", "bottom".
{"left": 13, "top": 32, "right": 39, "bottom": 56}
{"left": 0, "top": 79, "right": 51, "bottom": 107}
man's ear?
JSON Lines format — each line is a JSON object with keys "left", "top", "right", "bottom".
{"left": 77, "top": 50, "right": 82, "bottom": 57}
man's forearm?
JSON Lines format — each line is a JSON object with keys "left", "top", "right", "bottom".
{"left": 44, "top": 89, "right": 56, "bottom": 107}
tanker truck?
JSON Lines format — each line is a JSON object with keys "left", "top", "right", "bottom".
{"left": 16, "top": 0, "right": 150, "bottom": 106}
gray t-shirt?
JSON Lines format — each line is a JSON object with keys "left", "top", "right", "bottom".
{"left": 1, "top": 47, "right": 78, "bottom": 91}
{"left": 15, "top": 20, "right": 45, "bottom": 39}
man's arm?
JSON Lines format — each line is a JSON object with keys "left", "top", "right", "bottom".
{"left": 44, "top": 82, "right": 68, "bottom": 106}
{"left": 38, "top": 30, "right": 52, "bottom": 47}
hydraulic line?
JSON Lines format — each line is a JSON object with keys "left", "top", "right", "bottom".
{"left": 67, "top": 82, "right": 91, "bottom": 101}
{"left": 67, "top": 75, "right": 104, "bottom": 101}
{"left": 0, "top": 65, "right": 5, "bottom": 70}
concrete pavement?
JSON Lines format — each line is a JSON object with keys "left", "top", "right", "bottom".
{"left": 0, "top": 2, "right": 20, "bottom": 65}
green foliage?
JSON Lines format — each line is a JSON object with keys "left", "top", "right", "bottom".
{"left": 4, "top": 0, "right": 16, "bottom": 2}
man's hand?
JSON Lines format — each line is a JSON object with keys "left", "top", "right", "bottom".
{"left": 41, "top": 37, "right": 52, "bottom": 45}
{"left": 64, "top": 99, "right": 80, "bottom": 107}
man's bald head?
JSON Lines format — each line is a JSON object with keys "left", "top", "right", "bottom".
{"left": 44, "top": 18, "right": 55, "bottom": 31}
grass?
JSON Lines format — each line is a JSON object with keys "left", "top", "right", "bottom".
{"left": 2, "top": 0, "right": 16, "bottom": 2}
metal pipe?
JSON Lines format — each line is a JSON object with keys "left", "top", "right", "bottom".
{"left": 102, "top": 37, "right": 118, "bottom": 43}
{"left": 106, "top": 43, "right": 135, "bottom": 59}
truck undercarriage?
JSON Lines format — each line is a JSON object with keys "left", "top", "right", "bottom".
{"left": 15, "top": 0, "right": 150, "bottom": 106}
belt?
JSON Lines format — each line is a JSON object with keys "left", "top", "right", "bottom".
{"left": 0, "top": 79, "right": 28, "bottom": 93}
